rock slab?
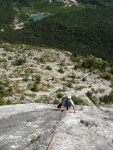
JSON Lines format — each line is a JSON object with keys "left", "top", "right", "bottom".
{"left": 0, "top": 104, "right": 113, "bottom": 150}
{"left": 0, "top": 103, "right": 61, "bottom": 150}
{"left": 50, "top": 106, "right": 113, "bottom": 150}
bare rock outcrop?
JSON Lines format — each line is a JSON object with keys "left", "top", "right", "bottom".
{"left": 50, "top": 105, "right": 113, "bottom": 150}
{"left": 0, "top": 104, "right": 113, "bottom": 150}
{"left": 0, "top": 103, "right": 61, "bottom": 150}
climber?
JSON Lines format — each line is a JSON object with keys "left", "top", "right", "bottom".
{"left": 57, "top": 95, "right": 76, "bottom": 113}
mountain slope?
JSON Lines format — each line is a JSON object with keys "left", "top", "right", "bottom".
{"left": 0, "top": 43, "right": 113, "bottom": 106}
{"left": 0, "top": 6, "right": 113, "bottom": 61}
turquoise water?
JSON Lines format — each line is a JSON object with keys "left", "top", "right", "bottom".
{"left": 30, "top": 15, "right": 46, "bottom": 21}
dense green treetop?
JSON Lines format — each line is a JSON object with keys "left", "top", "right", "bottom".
{"left": 0, "top": 1, "right": 113, "bottom": 62}
{"left": 0, "top": 0, "right": 16, "bottom": 28}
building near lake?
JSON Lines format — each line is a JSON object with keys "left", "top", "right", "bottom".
{"left": 48, "top": 0, "right": 78, "bottom": 6}
{"left": 61, "top": 0, "right": 78, "bottom": 6}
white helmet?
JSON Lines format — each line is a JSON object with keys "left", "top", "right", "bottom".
{"left": 67, "top": 95, "right": 71, "bottom": 99}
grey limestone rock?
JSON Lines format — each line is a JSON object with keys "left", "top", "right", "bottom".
{"left": 0, "top": 104, "right": 113, "bottom": 150}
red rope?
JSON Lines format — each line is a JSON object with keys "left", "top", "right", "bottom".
{"left": 46, "top": 110, "right": 66, "bottom": 150}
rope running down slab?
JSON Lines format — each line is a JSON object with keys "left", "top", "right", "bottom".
{"left": 46, "top": 110, "right": 66, "bottom": 150}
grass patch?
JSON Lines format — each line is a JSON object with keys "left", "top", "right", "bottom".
{"left": 100, "top": 91, "right": 113, "bottom": 104}
{"left": 71, "top": 95, "right": 85, "bottom": 105}
{"left": 0, "top": 97, "right": 6, "bottom": 105}
{"left": 35, "top": 96, "right": 50, "bottom": 104}
{"left": 31, "top": 136, "right": 40, "bottom": 143}
{"left": 53, "top": 99, "right": 60, "bottom": 105}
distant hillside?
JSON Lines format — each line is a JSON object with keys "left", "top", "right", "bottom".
{"left": 0, "top": 1, "right": 113, "bottom": 61}
{"left": 0, "top": 6, "right": 113, "bottom": 61}
{"left": 0, "top": 43, "right": 113, "bottom": 106}
{"left": 0, "top": 0, "right": 113, "bottom": 29}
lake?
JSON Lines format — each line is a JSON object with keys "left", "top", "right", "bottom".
{"left": 30, "top": 15, "right": 46, "bottom": 21}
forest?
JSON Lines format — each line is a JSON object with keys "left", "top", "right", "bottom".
{"left": 0, "top": 0, "right": 16, "bottom": 29}
{"left": 0, "top": 0, "right": 113, "bottom": 62}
